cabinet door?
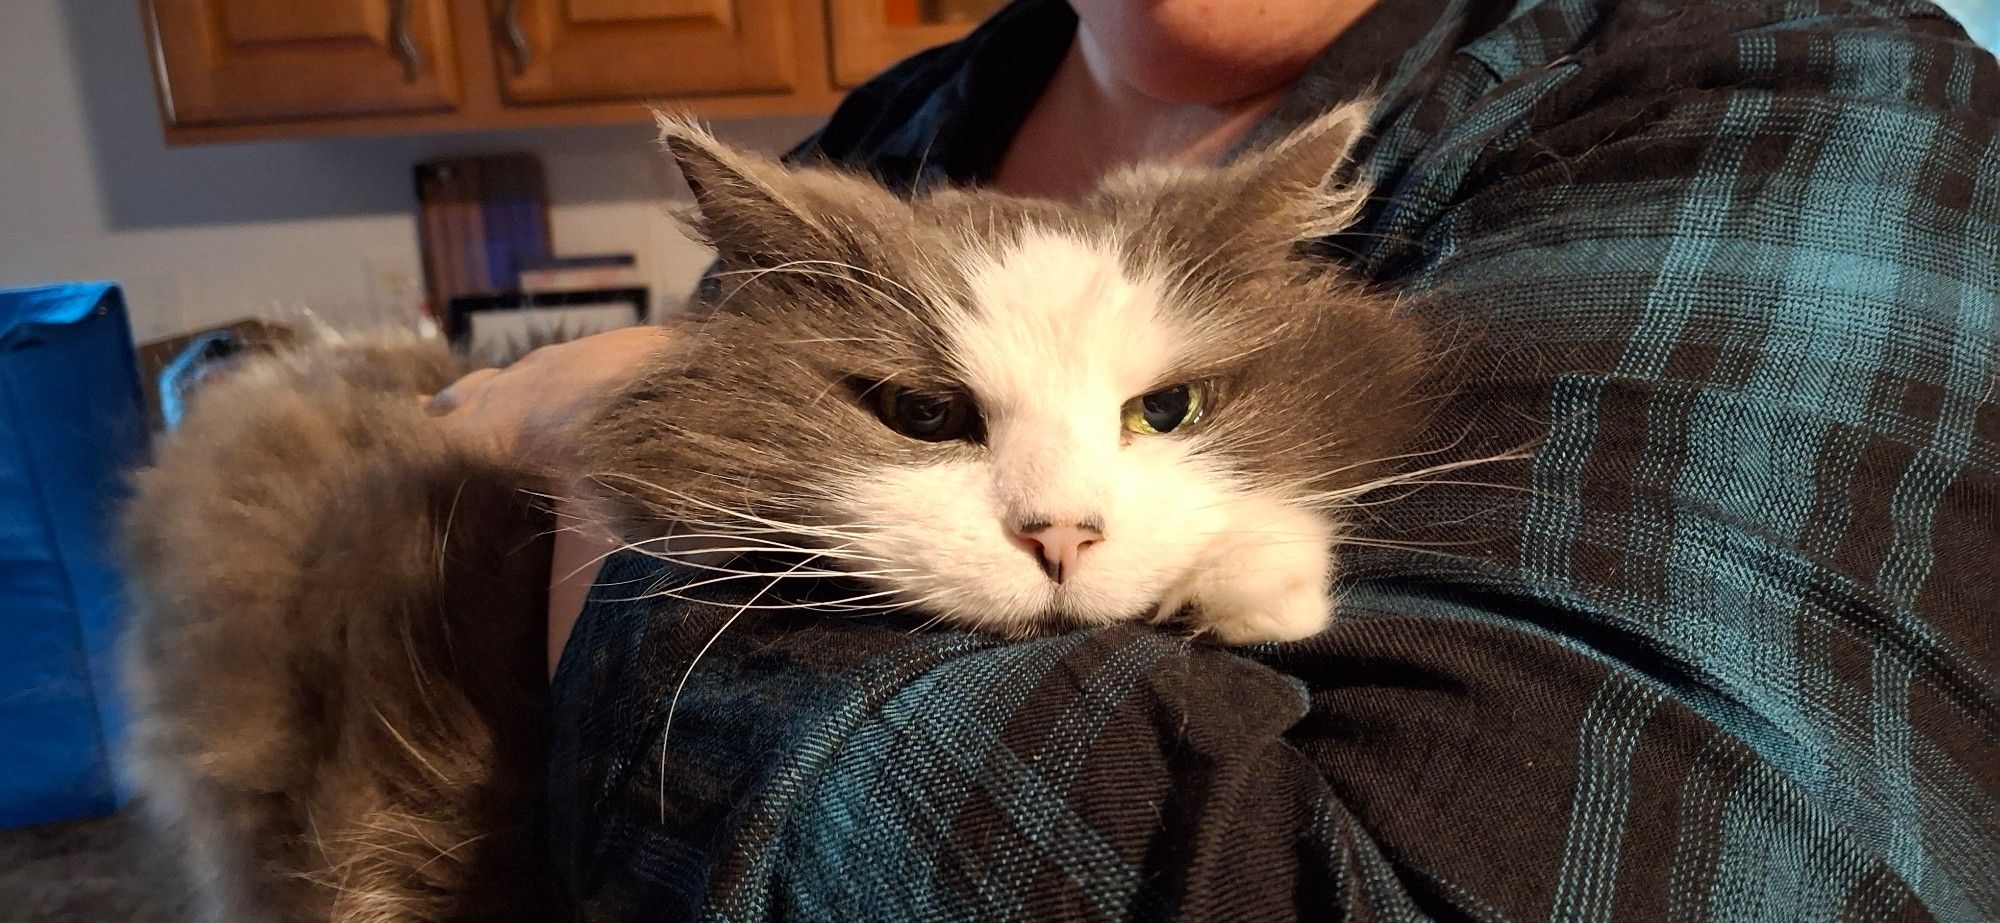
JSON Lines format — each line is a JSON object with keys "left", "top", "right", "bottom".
{"left": 826, "top": 0, "right": 999, "bottom": 87}
{"left": 144, "top": 0, "right": 461, "bottom": 125}
{"left": 491, "top": 0, "right": 798, "bottom": 104}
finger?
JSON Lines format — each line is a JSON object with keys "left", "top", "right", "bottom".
{"left": 427, "top": 367, "right": 500, "bottom": 415}
{"left": 457, "top": 366, "right": 503, "bottom": 388}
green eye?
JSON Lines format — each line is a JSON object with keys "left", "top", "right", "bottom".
{"left": 1122, "top": 383, "right": 1205, "bottom": 435}
{"left": 873, "top": 384, "right": 977, "bottom": 442}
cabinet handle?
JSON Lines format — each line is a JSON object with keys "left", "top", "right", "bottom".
{"left": 388, "top": 0, "right": 424, "bottom": 82}
{"left": 499, "top": 0, "right": 532, "bottom": 76}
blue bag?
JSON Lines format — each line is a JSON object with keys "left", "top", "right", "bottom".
{"left": 0, "top": 282, "right": 146, "bottom": 828}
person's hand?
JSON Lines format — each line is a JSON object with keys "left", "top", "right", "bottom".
{"left": 425, "top": 325, "right": 671, "bottom": 677}
{"left": 426, "top": 325, "right": 671, "bottom": 469}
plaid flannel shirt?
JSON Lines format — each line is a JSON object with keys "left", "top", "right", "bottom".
{"left": 547, "top": 0, "right": 1999, "bottom": 918}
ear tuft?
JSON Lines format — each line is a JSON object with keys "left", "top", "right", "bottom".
{"left": 651, "top": 109, "right": 832, "bottom": 266}
{"left": 1235, "top": 98, "right": 1375, "bottom": 239}
{"left": 655, "top": 111, "right": 756, "bottom": 208}
{"left": 1252, "top": 99, "right": 1372, "bottom": 187}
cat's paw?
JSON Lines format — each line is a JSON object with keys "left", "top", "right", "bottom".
{"left": 1161, "top": 505, "right": 1336, "bottom": 645}
{"left": 1199, "top": 566, "right": 1334, "bottom": 645}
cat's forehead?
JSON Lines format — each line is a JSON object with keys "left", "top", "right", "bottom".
{"left": 940, "top": 226, "right": 1178, "bottom": 407}
{"left": 794, "top": 195, "right": 1253, "bottom": 395}
{"left": 744, "top": 180, "right": 1279, "bottom": 400}
{"left": 909, "top": 189, "right": 1077, "bottom": 243}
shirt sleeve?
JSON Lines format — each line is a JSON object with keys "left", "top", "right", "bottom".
{"left": 546, "top": 6, "right": 1998, "bottom": 920}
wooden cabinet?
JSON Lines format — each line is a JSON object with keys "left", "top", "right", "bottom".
{"left": 827, "top": 0, "right": 1002, "bottom": 87}
{"left": 139, "top": 0, "right": 997, "bottom": 144}
{"left": 145, "top": 0, "right": 461, "bottom": 123}
{"left": 495, "top": 0, "right": 798, "bottom": 104}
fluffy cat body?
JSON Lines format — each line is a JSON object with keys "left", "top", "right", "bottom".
{"left": 122, "top": 103, "right": 1429, "bottom": 920}
{"left": 121, "top": 343, "right": 555, "bottom": 921}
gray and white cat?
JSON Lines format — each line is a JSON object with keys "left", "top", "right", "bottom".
{"left": 121, "top": 102, "right": 1431, "bottom": 921}
{"left": 586, "top": 103, "right": 1427, "bottom": 645}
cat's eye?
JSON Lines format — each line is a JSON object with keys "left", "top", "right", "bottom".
{"left": 1122, "top": 383, "right": 1205, "bottom": 435}
{"left": 872, "top": 384, "right": 977, "bottom": 442}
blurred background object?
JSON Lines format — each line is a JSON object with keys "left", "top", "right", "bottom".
{"left": 446, "top": 285, "right": 647, "bottom": 365}
{"left": 415, "top": 154, "right": 649, "bottom": 362}
{"left": 0, "top": 283, "right": 146, "bottom": 830}
{"left": 136, "top": 318, "right": 294, "bottom": 430}
{"left": 415, "top": 153, "right": 553, "bottom": 312}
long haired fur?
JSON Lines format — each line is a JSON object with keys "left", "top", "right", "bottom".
{"left": 121, "top": 338, "right": 554, "bottom": 921}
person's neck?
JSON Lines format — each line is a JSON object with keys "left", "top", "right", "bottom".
{"left": 1066, "top": 26, "right": 1295, "bottom": 170}
{"left": 992, "top": 25, "right": 1299, "bottom": 200}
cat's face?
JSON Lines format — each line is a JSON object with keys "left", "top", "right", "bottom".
{"left": 583, "top": 107, "right": 1429, "bottom": 643}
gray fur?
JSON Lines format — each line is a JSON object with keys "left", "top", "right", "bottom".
{"left": 122, "top": 340, "right": 553, "bottom": 922}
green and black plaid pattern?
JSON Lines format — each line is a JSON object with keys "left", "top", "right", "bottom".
{"left": 549, "top": 1, "right": 1997, "bottom": 918}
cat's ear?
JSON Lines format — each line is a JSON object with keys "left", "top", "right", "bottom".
{"left": 1101, "top": 100, "right": 1374, "bottom": 257}
{"left": 1225, "top": 99, "right": 1373, "bottom": 241}
{"left": 655, "top": 113, "right": 881, "bottom": 266}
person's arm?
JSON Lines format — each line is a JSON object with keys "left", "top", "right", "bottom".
{"left": 546, "top": 5, "right": 1996, "bottom": 919}
{"left": 426, "top": 324, "right": 672, "bottom": 675}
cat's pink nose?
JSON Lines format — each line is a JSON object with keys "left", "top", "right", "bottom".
{"left": 1012, "top": 520, "right": 1103, "bottom": 585}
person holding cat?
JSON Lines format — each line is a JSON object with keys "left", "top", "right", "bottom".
{"left": 414, "top": 0, "right": 2000, "bottom": 916}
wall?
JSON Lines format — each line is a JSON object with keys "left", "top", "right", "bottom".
{"left": 0, "top": 0, "right": 822, "bottom": 344}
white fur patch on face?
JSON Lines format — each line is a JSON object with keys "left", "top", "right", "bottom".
{"left": 832, "top": 228, "right": 1334, "bottom": 642}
